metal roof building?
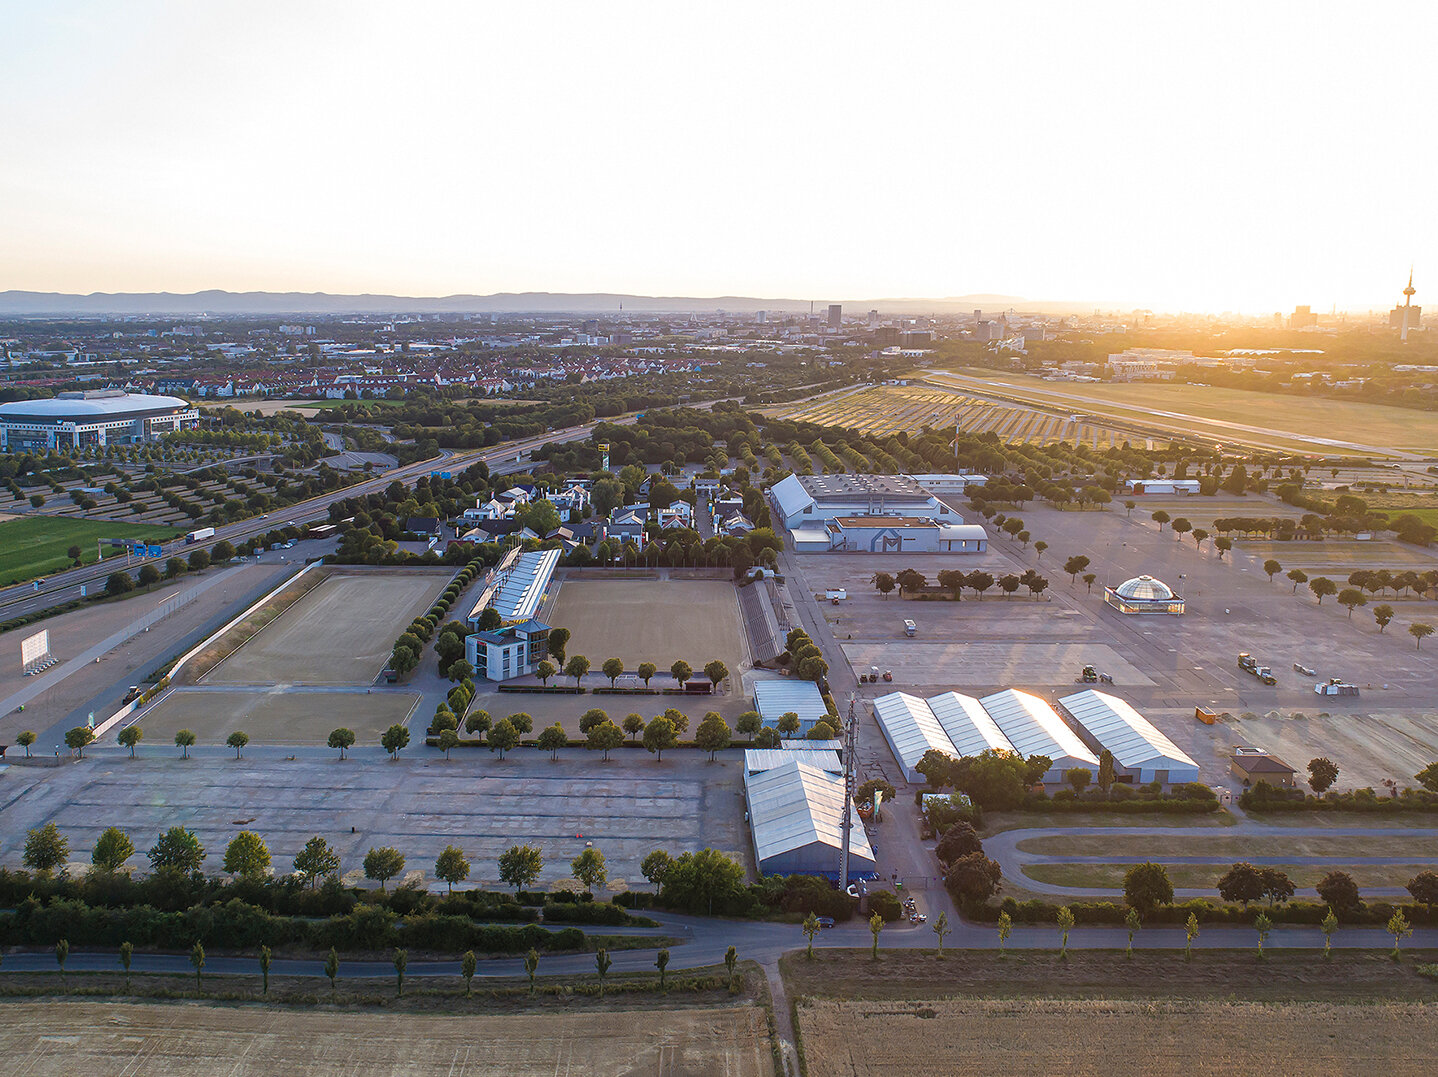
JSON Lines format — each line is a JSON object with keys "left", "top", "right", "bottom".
{"left": 978, "top": 688, "right": 1099, "bottom": 783}
{"left": 467, "top": 547, "right": 560, "bottom": 625}
{"left": 926, "top": 691, "right": 1015, "bottom": 757}
{"left": 0, "top": 389, "right": 197, "bottom": 452}
{"left": 744, "top": 747, "right": 843, "bottom": 775}
{"left": 1058, "top": 689, "right": 1199, "bottom": 784}
{"left": 752, "top": 678, "right": 832, "bottom": 734}
{"left": 744, "top": 759, "right": 876, "bottom": 881}
{"left": 872, "top": 691, "right": 959, "bottom": 782}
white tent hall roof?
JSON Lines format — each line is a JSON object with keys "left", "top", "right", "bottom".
{"left": 1058, "top": 689, "right": 1198, "bottom": 773}
{"left": 745, "top": 760, "right": 875, "bottom": 866}
{"left": 978, "top": 688, "right": 1099, "bottom": 769}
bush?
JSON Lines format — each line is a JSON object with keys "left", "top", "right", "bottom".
{"left": 867, "top": 889, "right": 903, "bottom": 922}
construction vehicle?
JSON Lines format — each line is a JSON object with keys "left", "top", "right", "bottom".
{"left": 1238, "top": 653, "right": 1277, "bottom": 685}
{"left": 1079, "top": 665, "right": 1114, "bottom": 685}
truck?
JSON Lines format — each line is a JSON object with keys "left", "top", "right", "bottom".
{"left": 185, "top": 527, "right": 215, "bottom": 544}
{"left": 903, "top": 619, "right": 917, "bottom": 637}
{"left": 1238, "top": 653, "right": 1277, "bottom": 685}
{"left": 820, "top": 589, "right": 848, "bottom": 602}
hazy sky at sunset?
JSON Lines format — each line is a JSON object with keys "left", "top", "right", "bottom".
{"left": 2, "top": 1, "right": 1433, "bottom": 312}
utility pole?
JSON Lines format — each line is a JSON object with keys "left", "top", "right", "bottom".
{"left": 839, "top": 693, "right": 858, "bottom": 890}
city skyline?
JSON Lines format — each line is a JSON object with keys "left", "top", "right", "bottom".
{"left": 2, "top": 2, "right": 1434, "bottom": 312}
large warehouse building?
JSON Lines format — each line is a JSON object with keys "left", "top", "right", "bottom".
{"left": 752, "top": 679, "right": 832, "bottom": 734}
{"left": 976, "top": 689, "right": 1099, "bottom": 783}
{"left": 744, "top": 757, "right": 876, "bottom": 881}
{"left": 1058, "top": 689, "right": 1199, "bottom": 784}
{"left": 0, "top": 389, "right": 198, "bottom": 452}
{"left": 770, "top": 473, "right": 959, "bottom": 531}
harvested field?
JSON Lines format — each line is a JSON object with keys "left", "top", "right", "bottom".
{"left": 204, "top": 570, "right": 450, "bottom": 686}
{"left": 1017, "top": 832, "right": 1438, "bottom": 858}
{"left": 799, "top": 997, "right": 1438, "bottom": 1077}
{"left": 132, "top": 687, "right": 420, "bottom": 745}
{"left": 547, "top": 578, "right": 746, "bottom": 674}
{"left": 1023, "top": 860, "right": 1434, "bottom": 890}
{"left": 0, "top": 1000, "right": 774, "bottom": 1077}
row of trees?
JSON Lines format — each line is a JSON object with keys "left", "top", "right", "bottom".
{"left": 871, "top": 568, "right": 1051, "bottom": 601}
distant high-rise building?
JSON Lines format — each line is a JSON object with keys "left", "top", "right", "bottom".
{"left": 755, "top": 310, "right": 767, "bottom": 324}
{"left": 1288, "top": 305, "right": 1317, "bottom": 329}
{"left": 868, "top": 309, "right": 879, "bottom": 327}
{"left": 828, "top": 304, "right": 842, "bottom": 328}
{"left": 1389, "top": 270, "right": 1421, "bottom": 342}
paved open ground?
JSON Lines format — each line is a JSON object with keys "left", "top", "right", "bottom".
{"left": 131, "top": 686, "right": 421, "bottom": 746}
{"left": 0, "top": 1001, "right": 774, "bottom": 1077}
{"left": 204, "top": 570, "right": 451, "bottom": 686}
{"left": 545, "top": 577, "right": 747, "bottom": 674}
{"left": 0, "top": 751, "right": 751, "bottom": 889}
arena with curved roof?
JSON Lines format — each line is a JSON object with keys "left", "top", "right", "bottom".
{"left": 0, "top": 389, "right": 198, "bottom": 452}
{"left": 1104, "top": 573, "right": 1185, "bottom": 615}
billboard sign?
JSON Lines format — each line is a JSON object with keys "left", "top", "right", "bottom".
{"left": 20, "top": 630, "right": 49, "bottom": 667}
{"left": 148, "top": 545, "right": 163, "bottom": 558}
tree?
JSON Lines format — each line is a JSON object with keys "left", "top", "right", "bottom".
{"left": 1096, "top": 749, "right": 1116, "bottom": 794}
{"left": 1260, "top": 867, "right": 1296, "bottom": 907}
{"left": 1056, "top": 905, "right": 1075, "bottom": 957}
{"left": 1034, "top": 540, "right": 1048, "bottom": 560}
{"left": 1405, "top": 869, "right": 1438, "bottom": 908}
{"left": 1307, "top": 756, "right": 1339, "bottom": 793}
{"left": 658, "top": 847, "right": 746, "bottom": 916}
{"left": 594, "top": 947, "right": 612, "bottom": 996}
{"left": 394, "top": 948, "right": 408, "bottom": 997}
{"left": 1337, "top": 587, "right": 1367, "bottom": 617}
{"left": 944, "top": 851, "right": 1003, "bottom": 905}
{"left": 704, "top": 659, "right": 729, "bottom": 687}
{"left": 260, "top": 945, "right": 272, "bottom": 995}
{"left": 564, "top": 654, "right": 590, "bottom": 687}
{"left": 546, "top": 627, "right": 570, "bottom": 665}
{"left": 1123, "top": 861, "right": 1173, "bottom": 914}
{"left": 188, "top": 548, "right": 210, "bottom": 572}
{"left": 936, "top": 822, "right": 982, "bottom": 864}
{"left": 1410, "top": 622, "right": 1434, "bottom": 650}
{"left": 120, "top": 941, "right": 133, "bottom": 990}
{"left": 381, "top": 723, "right": 410, "bottom": 759}
{"left": 803, "top": 912, "right": 821, "bottom": 958}
{"left": 447, "top": 659, "right": 474, "bottom": 684}
{"left": 997, "top": 911, "right": 1012, "bottom": 955}
{"left": 55, "top": 938, "right": 68, "bottom": 985}
{"left": 1082, "top": 572, "right": 1097, "bottom": 593}
{"left": 459, "top": 948, "right": 477, "bottom": 997}
{"left": 1321, "top": 908, "right": 1339, "bottom": 959}
{"left": 138, "top": 564, "right": 161, "bottom": 586}
{"left": 618, "top": 712, "right": 645, "bottom": 742}
{"left": 1374, "top": 604, "right": 1395, "bottom": 633}
{"left": 16, "top": 729, "right": 36, "bottom": 757}
{"left": 324, "top": 947, "right": 339, "bottom": 998}
{"left": 808, "top": 721, "right": 836, "bottom": 741}
{"left": 67, "top": 543, "right": 82, "bottom": 565}
{"left": 642, "top": 849, "right": 674, "bottom": 888}
{"left": 967, "top": 570, "right": 994, "bottom": 599}
{"left": 327, "top": 727, "right": 355, "bottom": 759}
{"left": 695, "top": 713, "right": 732, "bottom": 760}
{"left": 602, "top": 657, "right": 625, "bottom": 686}
{"left": 777, "top": 711, "right": 801, "bottom": 739}
{"left": 868, "top": 912, "right": 884, "bottom": 960}
{"left": 226, "top": 730, "right": 250, "bottom": 759}
{"left": 190, "top": 940, "right": 205, "bottom": 988}
{"left": 725, "top": 945, "right": 738, "bottom": 991}
{"left": 643, "top": 715, "right": 678, "bottom": 760}
{"left": 65, "top": 726, "right": 94, "bottom": 758}
{"left": 754, "top": 726, "right": 782, "bottom": 748}
{"left": 1263, "top": 559, "right": 1282, "bottom": 582}
{"left": 1191, "top": 527, "right": 1208, "bottom": 550}
{"left": 92, "top": 827, "right": 134, "bottom": 873}
{"left": 1287, "top": 568, "right": 1309, "bottom": 593}
{"left": 1387, "top": 909, "right": 1413, "bottom": 960}
{"left": 498, "top": 844, "right": 543, "bottom": 891}
{"left": 1184, "top": 912, "right": 1200, "bottom": 961}
{"left": 1124, "top": 907, "right": 1141, "bottom": 959}
{"left": 148, "top": 826, "right": 204, "bottom": 874}
{"left": 669, "top": 659, "right": 692, "bottom": 687}
{"left": 637, "top": 661, "right": 657, "bottom": 686}
{"left": 487, "top": 718, "right": 520, "bottom": 759}
{"left": 524, "top": 948, "right": 540, "bottom": 995}
{"left": 537, "top": 723, "right": 568, "bottom": 760}
{"left": 294, "top": 835, "right": 340, "bottom": 888}
{"left": 736, "top": 711, "right": 761, "bottom": 742}
{"left": 534, "top": 659, "right": 557, "bottom": 686}
{"left": 1065, "top": 767, "right": 1091, "bottom": 794}
{"left": 872, "top": 571, "right": 896, "bottom": 599}
{"left": 1253, "top": 912, "right": 1272, "bottom": 958}
{"left": 1171, "top": 517, "right": 1192, "bottom": 541}
{"left": 1308, "top": 576, "right": 1337, "bottom": 604}
{"left": 464, "top": 709, "right": 492, "bottom": 737}
{"left": 1316, "top": 870, "right": 1361, "bottom": 913}
{"left": 24, "top": 823, "right": 69, "bottom": 874}
{"left": 998, "top": 573, "right": 1021, "bottom": 599}
{"left": 165, "top": 556, "right": 186, "bottom": 579}
{"left": 1151, "top": 510, "right": 1170, "bottom": 530}
{"left": 1217, "top": 862, "right": 1265, "bottom": 906}
{"left": 174, "top": 729, "right": 196, "bottom": 759}
{"left": 223, "top": 831, "right": 271, "bottom": 879}
{"left": 436, "top": 727, "right": 459, "bottom": 759}
{"left": 571, "top": 847, "right": 607, "bottom": 893}
{"left": 364, "top": 846, "right": 405, "bottom": 891}
{"left": 435, "top": 845, "right": 470, "bottom": 893}
{"left": 106, "top": 571, "right": 135, "bottom": 597}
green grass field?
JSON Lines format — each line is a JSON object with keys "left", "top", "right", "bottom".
{"left": 0, "top": 517, "right": 182, "bottom": 586}
{"left": 924, "top": 370, "right": 1438, "bottom": 456}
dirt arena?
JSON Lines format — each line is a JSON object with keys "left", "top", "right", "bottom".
{"left": 0, "top": 1001, "right": 774, "bottom": 1077}
{"left": 798, "top": 997, "right": 1438, "bottom": 1076}
{"left": 131, "top": 687, "right": 420, "bottom": 745}
{"left": 204, "top": 571, "right": 450, "bottom": 686}
{"left": 547, "top": 578, "right": 747, "bottom": 673}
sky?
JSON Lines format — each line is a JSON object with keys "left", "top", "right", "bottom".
{"left": 1, "top": 1, "right": 1434, "bottom": 312}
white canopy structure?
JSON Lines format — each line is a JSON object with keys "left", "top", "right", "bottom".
{"left": 744, "top": 747, "right": 843, "bottom": 775}
{"left": 872, "top": 691, "right": 959, "bottom": 782}
{"left": 926, "top": 691, "right": 1015, "bottom": 757}
{"left": 744, "top": 759, "right": 876, "bottom": 880}
{"left": 978, "top": 688, "right": 1099, "bottom": 783}
{"left": 1058, "top": 689, "right": 1199, "bottom": 784}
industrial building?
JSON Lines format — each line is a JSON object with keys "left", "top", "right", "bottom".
{"left": 464, "top": 618, "right": 551, "bottom": 682}
{"left": 1124, "top": 479, "right": 1201, "bottom": 495}
{"left": 824, "top": 516, "right": 987, "bottom": 554}
{"left": 744, "top": 758, "right": 876, "bottom": 881}
{"left": 752, "top": 679, "right": 832, "bottom": 734}
{"left": 976, "top": 689, "right": 1099, "bottom": 783}
{"left": 1058, "top": 690, "right": 1200, "bottom": 784}
{"left": 770, "top": 473, "right": 958, "bottom": 531}
{"left": 871, "top": 692, "right": 959, "bottom": 782}
{"left": 926, "top": 691, "right": 1014, "bottom": 757}
{"left": 466, "top": 547, "right": 560, "bottom": 627}
{"left": 745, "top": 746, "right": 843, "bottom": 775}
{"left": 906, "top": 473, "right": 990, "bottom": 496}
{"left": 0, "top": 389, "right": 198, "bottom": 452}
{"left": 1105, "top": 574, "right": 1185, "bottom": 615}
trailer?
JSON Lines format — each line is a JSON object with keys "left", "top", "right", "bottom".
{"left": 1314, "top": 679, "right": 1360, "bottom": 697}
{"left": 185, "top": 527, "right": 215, "bottom": 544}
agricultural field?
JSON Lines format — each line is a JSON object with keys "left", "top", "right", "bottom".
{"left": 766, "top": 383, "right": 1158, "bottom": 449}
{"left": 0, "top": 1001, "right": 774, "bottom": 1077}
{"left": 0, "top": 516, "right": 181, "bottom": 586}
{"left": 924, "top": 370, "right": 1438, "bottom": 457}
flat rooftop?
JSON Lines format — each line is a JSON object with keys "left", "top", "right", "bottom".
{"left": 832, "top": 515, "right": 937, "bottom": 528}
{"left": 798, "top": 473, "right": 930, "bottom": 499}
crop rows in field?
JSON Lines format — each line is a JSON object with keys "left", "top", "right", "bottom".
{"left": 772, "top": 385, "right": 1164, "bottom": 449}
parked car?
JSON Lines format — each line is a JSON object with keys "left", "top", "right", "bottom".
{"left": 816, "top": 917, "right": 835, "bottom": 929}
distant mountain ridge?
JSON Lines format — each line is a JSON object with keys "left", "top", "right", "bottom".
{"left": 0, "top": 289, "right": 1062, "bottom": 316}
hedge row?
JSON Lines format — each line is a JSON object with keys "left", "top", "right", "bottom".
{"left": 968, "top": 895, "right": 1438, "bottom": 928}
{"left": 1240, "top": 786, "right": 1438, "bottom": 813}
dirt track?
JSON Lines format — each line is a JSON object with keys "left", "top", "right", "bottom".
{"left": 0, "top": 1000, "right": 774, "bottom": 1076}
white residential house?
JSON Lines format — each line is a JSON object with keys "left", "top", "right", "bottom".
{"left": 718, "top": 511, "right": 756, "bottom": 536}
{"left": 658, "top": 500, "right": 693, "bottom": 528}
